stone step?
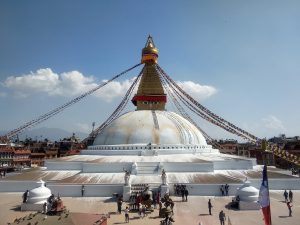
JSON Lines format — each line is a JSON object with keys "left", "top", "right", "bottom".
{"left": 137, "top": 170, "right": 157, "bottom": 173}
{"left": 136, "top": 162, "right": 159, "bottom": 166}
{"left": 137, "top": 168, "right": 157, "bottom": 170}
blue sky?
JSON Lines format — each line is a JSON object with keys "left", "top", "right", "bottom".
{"left": 0, "top": 0, "right": 299, "bottom": 140}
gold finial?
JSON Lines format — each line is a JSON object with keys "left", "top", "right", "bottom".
{"left": 141, "top": 35, "right": 159, "bottom": 64}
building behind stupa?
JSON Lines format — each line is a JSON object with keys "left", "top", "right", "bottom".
{"left": 1, "top": 37, "right": 299, "bottom": 197}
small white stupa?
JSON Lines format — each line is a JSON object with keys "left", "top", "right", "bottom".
{"left": 236, "top": 178, "right": 260, "bottom": 210}
{"left": 21, "top": 180, "right": 51, "bottom": 211}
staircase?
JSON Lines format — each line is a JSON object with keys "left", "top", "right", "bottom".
{"left": 136, "top": 162, "right": 159, "bottom": 175}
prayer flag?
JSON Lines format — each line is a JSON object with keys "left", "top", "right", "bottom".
{"left": 258, "top": 165, "right": 272, "bottom": 225}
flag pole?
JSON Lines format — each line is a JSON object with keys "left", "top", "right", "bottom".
{"left": 266, "top": 165, "right": 272, "bottom": 225}
{"left": 259, "top": 165, "right": 272, "bottom": 225}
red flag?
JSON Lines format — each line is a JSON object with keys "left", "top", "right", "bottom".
{"left": 258, "top": 165, "right": 272, "bottom": 225}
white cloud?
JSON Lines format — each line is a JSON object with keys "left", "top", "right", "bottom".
{"left": 94, "top": 77, "right": 137, "bottom": 102}
{"left": 3, "top": 68, "right": 217, "bottom": 102}
{"left": 4, "top": 68, "right": 98, "bottom": 98}
{"left": 0, "top": 92, "right": 6, "bottom": 97}
{"left": 75, "top": 123, "right": 92, "bottom": 133}
{"left": 177, "top": 81, "right": 217, "bottom": 101}
{"left": 262, "top": 115, "right": 286, "bottom": 131}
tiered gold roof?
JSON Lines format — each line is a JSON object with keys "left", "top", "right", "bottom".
{"left": 132, "top": 36, "right": 166, "bottom": 110}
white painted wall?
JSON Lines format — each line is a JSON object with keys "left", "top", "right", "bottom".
{"left": 82, "top": 163, "right": 132, "bottom": 173}
{"left": 163, "top": 162, "right": 213, "bottom": 172}
{"left": 1, "top": 179, "right": 299, "bottom": 196}
{"left": 45, "top": 161, "right": 82, "bottom": 170}
{"left": 48, "top": 184, "right": 123, "bottom": 197}
{"left": 213, "top": 160, "right": 253, "bottom": 170}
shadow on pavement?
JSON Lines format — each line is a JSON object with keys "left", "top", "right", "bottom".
{"left": 225, "top": 202, "right": 239, "bottom": 211}
{"left": 149, "top": 215, "right": 160, "bottom": 219}
{"left": 278, "top": 215, "right": 291, "bottom": 218}
{"left": 104, "top": 197, "right": 116, "bottom": 203}
{"left": 10, "top": 205, "right": 21, "bottom": 211}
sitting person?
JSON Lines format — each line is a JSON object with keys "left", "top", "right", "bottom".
{"left": 230, "top": 195, "right": 240, "bottom": 209}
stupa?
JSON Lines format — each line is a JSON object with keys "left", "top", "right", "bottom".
{"left": 1, "top": 37, "right": 299, "bottom": 197}
{"left": 235, "top": 179, "right": 260, "bottom": 210}
{"left": 21, "top": 180, "right": 51, "bottom": 211}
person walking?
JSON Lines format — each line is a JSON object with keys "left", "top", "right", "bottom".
{"left": 287, "top": 201, "right": 293, "bottom": 217}
{"left": 208, "top": 199, "right": 213, "bottom": 215}
{"left": 289, "top": 190, "right": 293, "bottom": 202}
{"left": 184, "top": 188, "right": 189, "bottom": 202}
{"left": 283, "top": 190, "right": 288, "bottom": 202}
{"left": 219, "top": 210, "right": 226, "bottom": 225}
{"left": 124, "top": 206, "right": 129, "bottom": 223}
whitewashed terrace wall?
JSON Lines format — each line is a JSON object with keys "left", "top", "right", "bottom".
{"left": 48, "top": 184, "right": 123, "bottom": 197}
{"left": 45, "top": 161, "right": 82, "bottom": 170}
{"left": 249, "top": 178, "right": 300, "bottom": 190}
{"left": 0, "top": 181, "right": 38, "bottom": 192}
{"left": 1, "top": 180, "right": 299, "bottom": 195}
{"left": 213, "top": 160, "right": 254, "bottom": 170}
{"left": 162, "top": 162, "right": 213, "bottom": 172}
{"left": 176, "top": 184, "right": 241, "bottom": 196}
{"left": 82, "top": 163, "right": 132, "bottom": 173}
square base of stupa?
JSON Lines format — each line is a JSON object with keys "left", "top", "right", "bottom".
{"left": 21, "top": 202, "right": 44, "bottom": 212}
{"left": 239, "top": 201, "right": 260, "bottom": 210}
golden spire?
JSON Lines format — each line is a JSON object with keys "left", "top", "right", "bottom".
{"left": 132, "top": 36, "right": 166, "bottom": 110}
{"left": 141, "top": 35, "right": 159, "bottom": 64}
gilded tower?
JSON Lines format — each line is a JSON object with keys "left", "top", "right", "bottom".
{"left": 132, "top": 36, "right": 167, "bottom": 110}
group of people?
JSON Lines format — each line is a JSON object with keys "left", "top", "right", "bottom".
{"left": 118, "top": 189, "right": 177, "bottom": 224}
{"left": 283, "top": 189, "right": 293, "bottom": 217}
{"left": 220, "top": 184, "right": 229, "bottom": 196}
{"left": 173, "top": 184, "right": 189, "bottom": 201}
{"left": 45, "top": 194, "right": 64, "bottom": 215}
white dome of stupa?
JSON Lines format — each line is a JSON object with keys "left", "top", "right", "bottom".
{"left": 236, "top": 179, "right": 259, "bottom": 202}
{"left": 27, "top": 180, "right": 51, "bottom": 204}
{"left": 93, "top": 110, "right": 207, "bottom": 146}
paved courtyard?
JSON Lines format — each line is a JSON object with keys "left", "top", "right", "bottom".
{"left": 0, "top": 191, "right": 299, "bottom": 225}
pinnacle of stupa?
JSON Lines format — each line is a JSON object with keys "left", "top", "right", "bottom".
{"left": 132, "top": 35, "right": 167, "bottom": 110}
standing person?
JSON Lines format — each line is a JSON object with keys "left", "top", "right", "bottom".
{"left": 283, "top": 190, "right": 288, "bottom": 202}
{"left": 208, "top": 199, "right": 213, "bottom": 215}
{"left": 124, "top": 206, "right": 129, "bottom": 223}
{"left": 142, "top": 204, "right": 146, "bottom": 217}
{"left": 138, "top": 203, "right": 143, "bottom": 218}
{"left": 43, "top": 202, "right": 48, "bottom": 214}
{"left": 287, "top": 201, "right": 293, "bottom": 217}
{"left": 289, "top": 190, "right": 293, "bottom": 202}
{"left": 220, "top": 185, "right": 224, "bottom": 196}
{"left": 81, "top": 184, "right": 85, "bottom": 197}
{"left": 219, "top": 210, "right": 226, "bottom": 225}
{"left": 225, "top": 184, "right": 229, "bottom": 196}
{"left": 184, "top": 188, "right": 189, "bottom": 202}
{"left": 181, "top": 188, "right": 185, "bottom": 201}
{"left": 153, "top": 193, "right": 157, "bottom": 209}
{"left": 117, "top": 197, "right": 123, "bottom": 214}
{"left": 22, "top": 190, "right": 29, "bottom": 203}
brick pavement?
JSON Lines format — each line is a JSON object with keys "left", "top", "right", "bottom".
{"left": 0, "top": 191, "right": 299, "bottom": 225}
